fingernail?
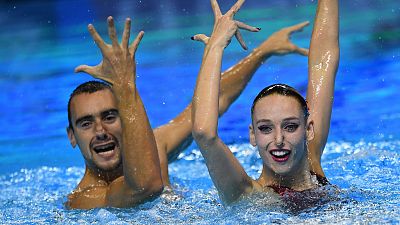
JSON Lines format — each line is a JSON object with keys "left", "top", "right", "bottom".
{"left": 190, "top": 36, "right": 194, "bottom": 40}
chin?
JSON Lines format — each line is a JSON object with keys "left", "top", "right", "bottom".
{"left": 271, "top": 167, "right": 293, "bottom": 176}
{"left": 96, "top": 158, "right": 122, "bottom": 172}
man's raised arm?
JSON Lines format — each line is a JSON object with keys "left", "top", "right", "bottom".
{"left": 75, "top": 17, "right": 163, "bottom": 208}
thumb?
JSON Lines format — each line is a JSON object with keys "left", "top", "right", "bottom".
{"left": 191, "top": 34, "right": 209, "bottom": 45}
{"left": 296, "top": 47, "right": 309, "bottom": 56}
{"left": 74, "top": 65, "right": 94, "bottom": 74}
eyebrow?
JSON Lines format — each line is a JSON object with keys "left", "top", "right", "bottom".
{"left": 74, "top": 108, "right": 119, "bottom": 126}
{"left": 75, "top": 115, "right": 94, "bottom": 127}
{"left": 282, "top": 117, "right": 300, "bottom": 122}
{"left": 100, "top": 109, "right": 119, "bottom": 118}
{"left": 255, "top": 119, "right": 272, "bottom": 125}
{"left": 255, "top": 117, "right": 300, "bottom": 125}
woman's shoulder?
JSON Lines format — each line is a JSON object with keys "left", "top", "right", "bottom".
{"left": 310, "top": 171, "right": 330, "bottom": 186}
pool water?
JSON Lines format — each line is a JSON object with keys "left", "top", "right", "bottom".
{"left": 1, "top": 0, "right": 399, "bottom": 224}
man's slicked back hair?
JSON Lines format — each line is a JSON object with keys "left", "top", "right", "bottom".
{"left": 251, "top": 83, "right": 309, "bottom": 120}
{"left": 67, "top": 81, "right": 112, "bottom": 130}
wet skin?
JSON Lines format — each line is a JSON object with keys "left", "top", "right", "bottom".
{"left": 68, "top": 89, "right": 122, "bottom": 172}
{"left": 250, "top": 94, "right": 313, "bottom": 177}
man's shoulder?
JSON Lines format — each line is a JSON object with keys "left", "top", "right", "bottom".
{"left": 66, "top": 185, "right": 108, "bottom": 209}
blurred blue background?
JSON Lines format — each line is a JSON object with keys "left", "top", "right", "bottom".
{"left": 0, "top": 0, "right": 399, "bottom": 174}
{"left": 0, "top": 1, "right": 400, "bottom": 224}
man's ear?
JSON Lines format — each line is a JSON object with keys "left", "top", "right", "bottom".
{"left": 306, "top": 119, "right": 315, "bottom": 141}
{"left": 67, "top": 127, "right": 77, "bottom": 148}
{"left": 249, "top": 124, "right": 257, "bottom": 147}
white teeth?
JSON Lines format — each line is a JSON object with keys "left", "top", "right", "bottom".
{"left": 271, "top": 150, "right": 289, "bottom": 157}
{"left": 94, "top": 143, "right": 115, "bottom": 153}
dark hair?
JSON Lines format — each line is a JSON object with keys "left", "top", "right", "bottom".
{"left": 251, "top": 84, "right": 309, "bottom": 120}
{"left": 67, "top": 81, "right": 112, "bottom": 130}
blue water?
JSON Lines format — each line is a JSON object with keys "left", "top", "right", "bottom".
{"left": 1, "top": 0, "right": 399, "bottom": 224}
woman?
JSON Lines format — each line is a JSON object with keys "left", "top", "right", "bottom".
{"left": 192, "top": 0, "right": 339, "bottom": 204}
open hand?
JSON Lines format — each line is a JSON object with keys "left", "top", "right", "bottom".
{"left": 192, "top": 0, "right": 259, "bottom": 50}
{"left": 258, "top": 21, "right": 310, "bottom": 57}
{"left": 75, "top": 16, "right": 144, "bottom": 86}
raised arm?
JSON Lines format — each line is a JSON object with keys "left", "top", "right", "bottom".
{"left": 306, "top": 0, "right": 339, "bottom": 176}
{"left": 75, "top": 17, "right": 163, "bottom": 207}
{"left": 192, "top": 0, "right": 258, "bottom": 204}
{"left": 154, "top": 21, "right": 311, "bottom": 164}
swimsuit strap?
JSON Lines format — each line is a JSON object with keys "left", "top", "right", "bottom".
{"left": 268, "top": 172, "right": 330, "bottom": 195}
{"left": 268, "top": 185, "right": 293, "bottom": 196}
{"left": 310, "top": 171, "right": 330, "bottom": 186}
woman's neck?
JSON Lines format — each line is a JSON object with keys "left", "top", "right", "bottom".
{"left": 259, "top": 161, "right": 316, "bottom": 191}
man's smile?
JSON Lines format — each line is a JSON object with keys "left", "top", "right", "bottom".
{"left": 93, "top": 142, "right": 116, "bottom": 153}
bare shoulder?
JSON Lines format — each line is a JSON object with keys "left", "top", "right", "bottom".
{"left": 251, "top": 179, "right": 265, "bottom": 193}
{"left": 66, "top": 185, "right": 108, "bottom": 209}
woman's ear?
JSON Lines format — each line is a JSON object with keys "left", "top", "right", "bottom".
{"left": 306, "top": 119, "right": 315, "bottom": 141}
{"left": 67, "top": 127, "right": 77, "bottom": 148}
{"left": 249, "top": 124, "right": 257, "bottom": 147}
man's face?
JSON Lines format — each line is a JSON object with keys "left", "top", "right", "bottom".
{"left": 250, "top": 94, "right": 313, "bottom": 176}
{"left": 67, "top": 89, "right": 122, "bottom": 171}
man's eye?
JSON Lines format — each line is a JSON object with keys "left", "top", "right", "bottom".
{"left": 104, "top": 115, "right": 117, "bottom": 122}
{"left": 285, "top": 124, "right": 299, "bottom": 132}
{"left": 258, "top": 125, "right": 272, "bottom": 133}
{"left": 80, "top": 121, "right": 92, "bottom": 129}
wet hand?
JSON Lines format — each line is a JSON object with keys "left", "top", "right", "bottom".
{"left": 74, "top": 16, "right": 144, "bottom": 86}
{"left": 258, "top": 21, "right": 310, "bottom": 57}
{"left": 192, "top": 0, "right": 259, "bottom": 50}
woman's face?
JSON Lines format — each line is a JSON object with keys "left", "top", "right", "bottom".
{"left": 250, "top": 94, "right": 314, "bottom": 176}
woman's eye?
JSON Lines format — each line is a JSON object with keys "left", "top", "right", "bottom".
{"left": 285, "top": 124, "right": 299, "bottom": 132}
{"left": 258, "top": 125, "right": 272, "bottom": 133}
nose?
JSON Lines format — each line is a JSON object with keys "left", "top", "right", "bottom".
{"left": 274, "top": 128, "right": 284, "bottom": 147}
{"left": 94, "top": 121, "right": 107, "bottom": 140}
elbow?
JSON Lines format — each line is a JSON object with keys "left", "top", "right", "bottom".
{"left": 217, "top": 96, "right": 231, "bottom": 116}
{"left": 192, "top": 124, "right": 218, "bottom": 145}
{"left": 144, "top": 169, "right": 164, "bottom": 196}
{"left": 144, "top": 179, "right": 164, "bottom": 198}
{"left": 133, "top": 168, "right": 164, "bottom": 199}
{"left": 136, "top": 176, "right": 164, "bottom": 201}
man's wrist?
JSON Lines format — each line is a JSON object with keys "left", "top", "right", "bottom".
{"left": 252, "top": 46, "right": 273, "bottom": 61}
{"left": 112, "top": 79, "right": 135, "bottom": 94}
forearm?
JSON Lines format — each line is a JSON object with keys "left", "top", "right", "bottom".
{"left": 193, "top": 44, "right": 254, "bottom": 202}
{"left": 309, "top": 0, "right": 339, "bottom": 73}
{"left": 161, "top": 48, "right": 269, "bottom": 157}
{"left": 159, "top": 48, "right": 267, "bottom": 158}
{"left": 192, "top": 44, "right": 225, "bottom": 140}
{"left": 308, "top": 0, "right": 339, "bottom": 126}
{"left": 218, "top": 47, "right": 273, "bottom": 114}
{"left": 113, "top": 82, "right": 162, "bottom": 190}
{"left": 306, "top": 0, "right": 339, "bottom": 174}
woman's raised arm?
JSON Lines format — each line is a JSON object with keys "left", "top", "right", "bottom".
{"left": 306, "top": 0, "right": 340, "bottom": 176}
{"left": 192, "top": 0, "right": 258, "bottom": 204}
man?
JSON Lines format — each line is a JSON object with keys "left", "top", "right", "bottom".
{"left": 66, "top": 18, "right": 163, "bottom": 209}
{"left": 67, "top": 10, "right": 309, "bottom": 209}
